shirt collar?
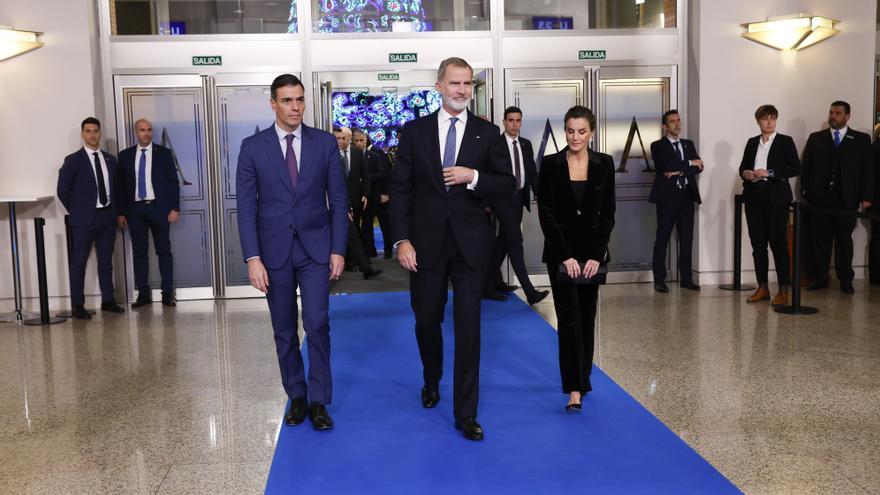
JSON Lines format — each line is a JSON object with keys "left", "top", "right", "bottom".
{"left": 439, "top": 107, "right": 467, "bottom": 127}
{"left": 831, "top": 126, "right": 848, "bottom": 138}
{"left": 83, "top": 143, "right": 99, "bottom": 154}
{"left": 760, "top": 132, "right": 777, "bottom": 146}
{"left": 138, "top": 142, "right": 152, "bottom": 151}
{"left": 666, "top": 135, "right": 681, "bottom": 145}
{"left": 505, "top": 132, "right": 518, "bottom": 144}
{"left": 275, "top": 122, "right": 302, "bottom": 143}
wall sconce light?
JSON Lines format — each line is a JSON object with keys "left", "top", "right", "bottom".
{"left": 0, "top": 27, "right": 44, "bottom": 61}
{"left": 741, "top": 14, "right": 839, "bottom": 51}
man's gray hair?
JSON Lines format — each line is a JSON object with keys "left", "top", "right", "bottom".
{"left": 437, "top": 57, "right": 473, "bottom": 82}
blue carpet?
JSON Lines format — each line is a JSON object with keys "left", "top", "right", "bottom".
{"left": 265, "top": 292, "right": 741, "bottom": 494}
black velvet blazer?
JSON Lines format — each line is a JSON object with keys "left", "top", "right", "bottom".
{"left": 537, "top": 147, "right": 616, "bottom": 265}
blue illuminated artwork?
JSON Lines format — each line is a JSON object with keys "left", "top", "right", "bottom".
{"left": 315, "top": 0, "right": 429, "bottom": 33}
{"left": 532, "top": 16, "right": 574, "bottom": 30}
{"left": 332, "top": 89, "right": 441, "bottom": 148}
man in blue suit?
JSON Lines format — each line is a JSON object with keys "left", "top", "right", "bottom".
{"left": 236, "top": 74, "right": 348, "bottom": 431}
{"left": 57, "top": 117, "right": 126, "bottom": 319}
{"left": 117, "top": 119, "right": 181, "bottom": 308}
{"left": 649, "top": 110, "right": 704, "bottom": 293}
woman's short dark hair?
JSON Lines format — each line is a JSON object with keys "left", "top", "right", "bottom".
{"left": 754, "top": 105, "right": 778, "bottom": 121}
{"left": 270, "top": 74, "right": 305, "bottom": 100}
{"left": 563, "top": 105, "right": 596, "bottom": 131}
{"left": 81, "top": 117, "right": 101, "bottom": 131}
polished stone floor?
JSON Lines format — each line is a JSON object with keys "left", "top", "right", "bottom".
{"left": 1, "top": 281, "right": 878, "bottom": 494}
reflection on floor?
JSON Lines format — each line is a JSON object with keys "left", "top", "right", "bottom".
{"left": 1, "top": 282, "right": 878, "bottom": 494}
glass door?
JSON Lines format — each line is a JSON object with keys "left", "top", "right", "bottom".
{"left": 114, "top": 74, "right": 215, "bottom": 300}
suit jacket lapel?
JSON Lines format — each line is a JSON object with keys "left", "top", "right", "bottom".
{"left": 262, "top": 125, "right": 294, "bottom": 196}
{"left": 299, "top": 125, "right": 318, "bottom": 195}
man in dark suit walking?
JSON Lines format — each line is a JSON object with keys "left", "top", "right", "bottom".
{"left": 57, "top": 117, "right": 126, "bottom": 319}
{"left": 649, "top": 110, "right": 704, "bottom": 293}
{"left": 484, "top": 106, "right": 549, "bottom": 305}
{"left": 237, "top": 74, "right": 349, "bottom": 430}
{"left": 391, "top": 57, "right": 515, "bottom": 441}
{"left": 802, "top": 101, "right": 873, "bottom": 294}
{"left": 335, "top": 127, "right": 381, "bottom": 279}
{"left": 353, "top": 129, "right": 388, "bottom": 258}
{"left": 117, "top": 118, "right": 181, "bottom": 308}
{"left": 366, "top": 135, "right": 394, "bottom": 259}
{"left": 870, "top": 137, "right": 880, "bottom": 285}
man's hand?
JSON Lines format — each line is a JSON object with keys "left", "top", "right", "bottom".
{"left": 398, "top": 241, "right": 417, "bottom": 272}
{"left": 861, "top": 200, "right": 872, "bottom": 210}
{"left": 168, "top": 209, "right": 180, "bottom": 223}
{"left": 562, "top": 258, "right": 580, "bottom": 279}
{"left": 742, "top": 170, "right": 756, "bottom": 181}
{"left": 361, "top": 196, "right": 368, "bottom": 209}
{"left": 443, "top": 166, "right": 475, "bottom": 186}
{"left": 690, "top": 159, "right": 704, "bottom": 170}
{"left": 247, "top": 258, "right": 270, "bottom": 293}
{"left": 754, "top": 169, "right": 769, "bottom": 179}
{"left": 329, "top": 254, "right": 344, "bottom": 280}
{"left": 379, "top": 194, "right": 390, "bottom": 204}
{"left": 583, "top": 259, "right": 600, "bottom": 279}
{"left": 117, "top": 216, "right": 128, "bottom": 229}
{"left": 348, "top": 210, "right": 354, "bottom": 222}
{"left": 663, "top": 171, "right": 682, "bottom": 179}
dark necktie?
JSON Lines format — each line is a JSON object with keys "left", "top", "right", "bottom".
{"left": 343, "top": 149, "right": 350, "bottom": 177}
{"left": 442, "top": 117, "right": 458, "bottom": 191}
{"left": 138, "top": 148, "right": 148, "bottom": 200}
{"left": 833, "top": 130, "right": 841, "bottom": 148}
{"left": 285, "top": 134, "right": 298, "bottom": 189}
{"left": 513, "top": 139, "right": 522, "bottom": 191}
{"left": 673, "top": 141, "right": 683, "bottom": 160}
{"left": 93, "top": 152, "right": 108, "bottom": 206}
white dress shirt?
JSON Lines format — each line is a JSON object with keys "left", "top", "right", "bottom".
{"left": 753, "top": 132, "right": 776, "bottom": 181}
{"left": 275, "top": 122, "right": 303, "bottom": 168}
{"left": 134, "top": 144, "right": 156, "bottom": 201}
{"left": 84, "top": 143, "right": 111, "bottom": 207}
{"left": 437, "top": 107, "right": 478, "bottom": 190}
{"left": 830, "top": 126, "right": 848, "bottom": 142}
{"left": 505, "top": 133, "right": 525, "bottom": 190}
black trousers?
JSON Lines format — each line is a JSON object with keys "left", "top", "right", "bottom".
{"left": 361, "top": 197, "right": 379, "bottom": 258}
{"left": 486, "top": 199, "right": 536, "bottom": 295}
{"left": 547, "top": 264, "right": 598, "bottom": 395}
{"left": 69, "top": 207, "right": 116, "bottom": 307}
{"left": 376, "top": 202, "right": 392, "bottom": 258}
{"left": 809, "top": 194, "right": 856, "bottom": 284}
{"left": 869, "top": 207, "right": 880, "bottom": 283}
{"left": 744, "top": 186, "right": 790, "bottom": 285}
{"left": 128, "top": 201, "right": 173, "bottom": 295}
{"left": 346, "top": 214, "right": 371, "bottom": 271}
{"left": 652, "top": 195, "right": 695, "bottom": 282}
{"left": 410, "top": 222, "right": 483, "bottom": 420}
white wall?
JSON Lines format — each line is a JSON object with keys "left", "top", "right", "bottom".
{"left": 0, "top": 0, "right": 102, "bottom": 305}
{"left": 690, "top": 0, "right": 877, "bottom": 285}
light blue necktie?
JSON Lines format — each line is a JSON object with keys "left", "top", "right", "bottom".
{"left": 137, "top": 148, "right": 148, "bottom": 200}
{"left": 442, "top": 117, "right": 458, "bottom": 190}
{"left": 833, "top": 130, "right": 841, "bottom": 148}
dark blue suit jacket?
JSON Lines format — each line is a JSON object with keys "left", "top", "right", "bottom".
{"left": 117, "top": 143, "right": 181, "bottom": 217}
{"left": 57, "top": 148, "right": 120, "bottom": 227}
{"left": 648, "top": 137, "right": 703, "bottom": 205}
{"left": 236, "top": 124, "right": 349, "bottom": 269}
{"left": 391, "top": 110, "right": 516, "bottom": 270}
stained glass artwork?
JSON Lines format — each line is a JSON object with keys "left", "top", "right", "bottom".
{"left": 332, "top": 89, "right": 441, "bottom": 148}
{"left": 314, "top": 0, "right": 429, "bottom": 33}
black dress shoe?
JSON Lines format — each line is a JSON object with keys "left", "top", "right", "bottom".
{"left": 526, "top": 289, "right": 549, "bottom": 305}
{"left": 72, "top": 306, "right": 92, "bottom": 320}
{"left": 454, "top": 417, "right": 484, "bottom": 441}
{"left": 841, "top": 281, "right": 855, "bottom": 294}
{"left": 806, "top": 279, "right": 829, "bottom": 291}
{"left": 161, "top": 296, "right": 177, "bottom": 307}
{"left": 482, "top": 291, "right": 507, "bottom": 301}
{"left": 421, "top": 387, "right": 440, "bottom": 408}
{"left": 101, "top": 301, "right": 125, "bottom": 313}
{"left": 654, "top": 282, "right": 669, "bottom": 293}
{"left": 363, "top": 267, "right": 383, "bottom": 280}
{"left": 308, "top": 403, "right": 334, "bottom": 430}
{"left": 565, "top": 402, "right": 582, "bottom": 413}
{"left": 285, "top": 397, "right": 307, "bottom": 426}
{"left": 131, "top": 297, "right": 152, "bottom": 309}
{"left": 496, "top": 283, "right": 519, "bottom": 293}
{"left": 680, "top": 281, "right": 701, "bottom": 291}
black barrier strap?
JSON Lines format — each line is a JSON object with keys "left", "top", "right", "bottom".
{"left": 800, "top": 202, "right": 880, "bottom": 221}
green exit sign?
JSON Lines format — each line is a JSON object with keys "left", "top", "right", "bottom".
{"left": 389, "top": 53, "right": 417, "bottom": 63}
{"left": 192, "top": 56, "right": 222, "bottom": 66}
{"left": 378, "top": 73, "right": 400, "bottom": 81}
{"left": 579, "top": 50, "right": 606, "bottom": 60}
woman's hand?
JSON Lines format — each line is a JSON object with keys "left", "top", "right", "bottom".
{"left": 563, "top": 258, "right": 581, "bottom": 279}
{"left": 583, "top": 259, "right": 600, "bottom": 279}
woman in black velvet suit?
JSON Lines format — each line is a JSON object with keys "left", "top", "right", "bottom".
{"left": 739, "top": 105, "right": 801, "bottom": 306}
{"left": 537, "top": 106, "right": 616, "bottom": 412}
